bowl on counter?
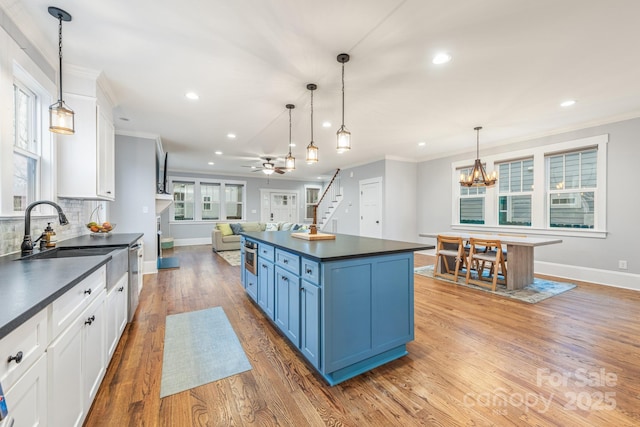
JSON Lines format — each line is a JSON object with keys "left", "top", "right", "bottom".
{"left": 87, "top": 221, "right": 116, "bottom": 235}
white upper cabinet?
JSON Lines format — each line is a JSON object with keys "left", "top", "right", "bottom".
{"left": 57, "top": 66, "right": 116, "bottom": 200}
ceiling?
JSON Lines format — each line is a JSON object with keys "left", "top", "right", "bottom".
{"left": 4, "top": 0, "right": 640, "bottom": 181}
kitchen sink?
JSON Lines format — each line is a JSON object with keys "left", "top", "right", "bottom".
{"left": 19, "top": 246, "right": 119, "bottom": 260}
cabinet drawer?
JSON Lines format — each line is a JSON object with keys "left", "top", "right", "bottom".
{"left": 50, "top": 267, "right": 106, "bottom": 339}
{"left": 258, "top": 243, "right": 275, "bottom": 262}
{"left": 0, "top": 308, "right": 48, "bottom": 391}
{"left": 276, "top": 249, "right": 300, "bottom": 275}
{"left": 245, "top": 271, "right": 258, "bottom": 302}
{"left": 301, "top": 258, "right": 320, "bottom": 285}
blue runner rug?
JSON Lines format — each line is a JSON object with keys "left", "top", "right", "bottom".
{"left": 160, "top": 307, "right": 252, "bottom": 397}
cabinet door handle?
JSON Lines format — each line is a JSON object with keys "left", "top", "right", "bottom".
{"left": 85, "top": 315, "right": 96, "bottom": 325}
{"left": 283, "top": 259, "right": 288, "bottom": 264}
{"left": 106, "top": 191, "right": 112, "bottom": 194}
{"left": 118, "top": 286, "right": 125, "bottom": 292}
{"left": 84, "top": 288, "right": 92, "bottom": 295}
{"left": 305, "top": 268, "right": 313, "bottom": 274}
{"left": 282, "top": 276, "right": 288, "bottom": 281}
{"left": 7, "top": 351, "right": 23, "bottom": 364}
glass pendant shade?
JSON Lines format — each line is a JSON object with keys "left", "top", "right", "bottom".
{"left": 459, "top": 126, "right": 497, "bottom": 187}
{"left": 263, "top": 167, "right": 275, "bottom": 175}
{"left": 285, "top": 153, "right": 295, "bottom": 170}
{"left": 48, "top": 7, "right": 75, "bottom": 135}
{"left": 336, "top": 53, "right": 351, "bottom": 152}
{"left": 49, "top": 100, "right": 75, "bottom": 134}
{"left": 336, "top": 125, "right": 351, "bottom": 153}
{"left": 306, "top": 142, "right": 318, "bottom": 164}
{"left": 285, "top": 104, "right": 295, "bottom": 171}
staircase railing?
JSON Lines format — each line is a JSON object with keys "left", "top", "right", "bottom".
{"left": 311, "top": 169, "right": 341, "bottom": 234}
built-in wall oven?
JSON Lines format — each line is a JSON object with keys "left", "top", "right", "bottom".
{"left": 128, "top": 239, "right": 144, "bottom": 321}
{"left": 244, "top": 241, "right": 257, "bottom": 276}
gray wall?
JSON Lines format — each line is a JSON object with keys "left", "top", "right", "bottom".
{"left": 417, "top": 117, "right": 640, "bottom": 275}
{"left": 162, "top": 172, "right": 327, "bottom": 241}
{"left": 110, "top": 135, "right": 157, "bottom": 264}
{"left": 385, "top": 160, "right": 418, "bottom": 242}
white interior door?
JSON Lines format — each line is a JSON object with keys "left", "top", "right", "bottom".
{"left": 359, "top": 178, "right": 382, "bottom": 238}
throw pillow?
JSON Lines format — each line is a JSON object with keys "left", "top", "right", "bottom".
{"left": 230, "top": 223, "right": 243, "bottom": 235}
{"left": 280, "top": 222, "right": 293, "bottom": 231}
{"left": 292, "top": 224, "right": 300, "bottom": 231}
{"left": 217, "top": 223, "right": 233, "bottom": 236}
{"left": 265, "top": 222, "right": 279, "bottom": 231}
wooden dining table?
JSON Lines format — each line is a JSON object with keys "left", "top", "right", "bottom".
{"left": 419, "top": 232, "right": 562, "bottom": 290}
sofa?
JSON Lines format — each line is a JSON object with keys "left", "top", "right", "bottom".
{"left": 211, "top": 221, "right": 309, "bottom": 251}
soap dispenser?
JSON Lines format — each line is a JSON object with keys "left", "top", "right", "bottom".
{"left": 44, "top": 222, "right": 57, "bottom": 248}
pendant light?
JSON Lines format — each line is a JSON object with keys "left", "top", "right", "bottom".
{"left": 306, "top": 83, "right": 318, "bottom": 164}
{"left": 48, "top": 7, "right": 75, "bottom": 135}
{"left": 336, "top": 53, "right": 351, "bottom": 152}
{"left": 285, "top": 104, "right": 296, "bottom": 171}
{"left": 460, "top": 126, "right": 497, "bottom": 187}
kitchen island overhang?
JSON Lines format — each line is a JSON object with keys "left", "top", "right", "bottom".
{"left": 240, "top": 231, "right": 432, "bottom": 385}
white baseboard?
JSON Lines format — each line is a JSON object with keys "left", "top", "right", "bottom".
{"left": 173, "top": 238, "right": 211, "bottom": 247}
{"left": 535, "top": 261, "right": 639, "bottom": 291}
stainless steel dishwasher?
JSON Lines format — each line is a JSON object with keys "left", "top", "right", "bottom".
{"left": 128, "top": 239, "right": 144, "bottom": 321}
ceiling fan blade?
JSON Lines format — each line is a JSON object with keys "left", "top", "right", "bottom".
{"left": 275, "top": 169, "right": 286, "bottom": 174}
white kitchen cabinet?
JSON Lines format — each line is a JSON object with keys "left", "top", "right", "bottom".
{"left": 56, "top": 93, "right": 115, "bottom": 200}
{"left": 106, "top": 273, "right": 128, "bottom": 359}
{"left": 82, "top": 290, "right": 107, "bottom": 413}
{"left": 3, "top": 353, "right": 48, "bottom": 427}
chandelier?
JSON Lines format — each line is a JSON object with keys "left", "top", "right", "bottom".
{"left": 459, "top": 126, "right": 497, "bottom": 187}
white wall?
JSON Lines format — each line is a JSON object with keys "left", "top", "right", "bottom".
{"left": 416, "top": 117, "right": 640, "bottom": 287}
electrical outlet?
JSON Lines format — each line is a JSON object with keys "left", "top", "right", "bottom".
{"left": 618, "top": 260, "right": 628, "bottom": 270}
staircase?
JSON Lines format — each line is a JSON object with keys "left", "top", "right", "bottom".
{"left": 314, "top": 169, "right": 343, "bottom": 232}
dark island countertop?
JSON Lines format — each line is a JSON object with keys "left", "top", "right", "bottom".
{"left": 241, "top": 231, "right": 433, "bottom": 262}
{"left": 0, "top": 232, "right": 143, "bottom": 340}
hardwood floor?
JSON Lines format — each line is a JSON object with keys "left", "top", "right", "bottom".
{"left": 85, "top": 246, "right": 640, "bottom": 426}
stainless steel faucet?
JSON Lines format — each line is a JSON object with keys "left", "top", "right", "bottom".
{"left": 21, "top": 200, "right": 69, "bottom": 254}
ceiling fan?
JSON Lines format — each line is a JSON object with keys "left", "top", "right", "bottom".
{"left": 243, "top": 157, "right": 286, "bottom": 175}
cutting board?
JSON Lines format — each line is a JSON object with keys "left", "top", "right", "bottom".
{"left": 291, "top": 232, "right": 336, "bottom": 240}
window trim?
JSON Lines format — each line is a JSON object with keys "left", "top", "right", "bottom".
{"left": 168, "top": 176, "right": 246, "bottom": 223}
{"left": 304, "top": 184, "right": 322, "bottom": 222}
{"left": 451, "top": 134, "right": 608, "bottom": 238}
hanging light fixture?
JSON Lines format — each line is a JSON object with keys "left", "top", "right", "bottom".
{"left": 336, "top": 53, "right": 351, "bottom": 153}
{"left": 306, "top": 83, "right": 318, "bottom": 164}
{"left": 285, "top": 104, "right": 296, "bottom": 171}
{"left": 48, "top": 7, "right": 75, "bottom": 135}
{"left": 460, "top": 126, "right": 497, "bottom": 187}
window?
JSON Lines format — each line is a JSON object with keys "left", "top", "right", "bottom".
{"left": 451, "top": 134, "right": 607, "bottom": 235}
{"left": 170, "top": 178, "right": 245, "bottom": 222}
{"left": 547, "top": 149, "right": 597, "bottom": 229}
{"left": 173, "top": 181, "right": 194, "bottom": 220}
{"left": 201, "top": 183, "right": 220, "bottom": 220}
{"left": 458, "top": 166, "right": 486, "bottom": 224}
{"left": 13, "top": 81, "right": 40, "bottom": 212}
{"left": 304, "top": 185, "right": 321, "bottom": 221}
{"left": 497, "top": 158, "right": 533, "bottom": 226}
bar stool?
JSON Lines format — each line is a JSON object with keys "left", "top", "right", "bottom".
{"left": 434, "top": 235, "right": 468, "bottom": 282}
{"left": 465, "top": 238, "right": 507, "bottom": 291}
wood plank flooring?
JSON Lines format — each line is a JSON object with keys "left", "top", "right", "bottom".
{"left": 84, "top": 245, "right": 640, "bottom": 426}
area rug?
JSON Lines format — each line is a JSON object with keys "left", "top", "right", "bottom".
{"left": 160, "top": 307, "right": 252, "bottom": 398}
{"left": 414, "top": 265, "right": 576, "bottom": 304}
{"left": 216, "top": 250, "right": 241, "bottom": 266}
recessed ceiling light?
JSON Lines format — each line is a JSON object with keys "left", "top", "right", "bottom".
{"left": 418, "top": 141, "right": 426, "bottom": 146}
{"left": 215, "top": 151, "right": 223, "bottom": 155}
{"left": 251, "top": 166, "right": 257, "bottom": 169}
{"left": 432, "top": 52, "right": 451, "bottom": 65}
{"left": 227, "top": 133, "right": 236, "bottom": 139}
{"left": 289, "top": 143, "right": 296, "bottom": 147}
{"left": 185, "top": 92, "right": 199, "bottom": 100}
{"left": 317, "top": 176, "right": 322, "bottom": 180}
{"left": 208, "top": 161, "right": 214, "bottom": 165}
{"left": 322, "top": 121, "right": 331, "bottom": 128}
{"left": 560, "top": 100, "right": 576, "bottom": 107}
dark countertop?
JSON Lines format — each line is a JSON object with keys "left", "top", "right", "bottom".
{"left": 242, "top": 231, "right": 433, "bottom": 262}
{"left": 57, "top": 232, "right": 143, "bottom": 248}
{"left": 0, "top": 232, "right": 143, "bottom": 340}
{"left": 0, "top": 257, "right": 109, "bottom": 340}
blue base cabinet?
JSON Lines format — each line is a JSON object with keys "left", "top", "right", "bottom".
{"left": 243, "top": 237, "right": 414, "bottom": 386}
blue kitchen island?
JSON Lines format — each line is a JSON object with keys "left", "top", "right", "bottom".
{"left": 240, "top": 231, "right": 432, "bottom": 385}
